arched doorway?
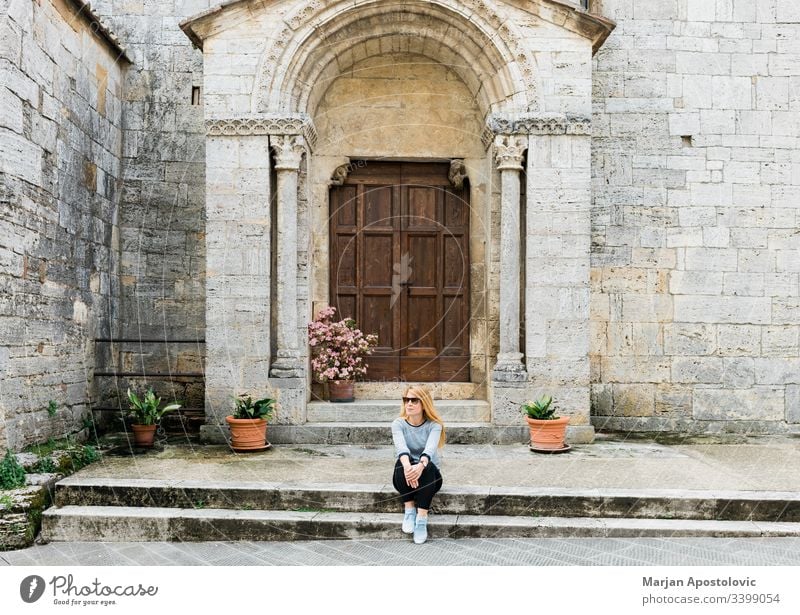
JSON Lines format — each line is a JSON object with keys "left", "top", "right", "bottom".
{"left": 186, "top": 0, "right": 611, "bottom": 442}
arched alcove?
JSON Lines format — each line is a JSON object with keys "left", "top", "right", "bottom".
{"left": 253, "top": 0, "right": 540, "bottom": 117}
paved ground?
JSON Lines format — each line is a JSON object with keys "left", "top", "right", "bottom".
{"left": 66, "top": 432, "right": 800, "bottom": 491}
{"left": 3, "top": 432, "right": 799, "bottom": 566}
{"left": 3, "top": 537, "right": 800, "bottom": 566}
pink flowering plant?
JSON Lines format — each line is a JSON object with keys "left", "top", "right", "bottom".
{"left": 308, "top": 307, "right": 378, "bottom": 382}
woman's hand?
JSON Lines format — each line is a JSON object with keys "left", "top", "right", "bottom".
{"left": 404, "top": 462, "right": 425, "bottom": 488}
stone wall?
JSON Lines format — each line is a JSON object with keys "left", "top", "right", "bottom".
{"left": 0, "top": 0, "right": 126, "bottom": 450}
{"left": 590, "top": 0, "right": 800, "bottom": 433}
{"left": 91, "top": 0, "right": 209, "bottom": 411}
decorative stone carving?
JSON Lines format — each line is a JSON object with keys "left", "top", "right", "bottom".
{"left": 330, "top": 163, "right": 351, "bottom": 186}
{"left": 486, "top": 113, "right": 592, "bottom": 137}
{"left": 205, "top": 114, "right": 318, "bottom": 149}
{"left": 493, "top": 135, "right": 527, "bottom": 171}
{"left": 481, "top": 126, "right": 495, "bottom": 150}
{"left": 254, "top": 0, "right": 540, "bottom": 114}
{"left": 448, "top": 159, "right": 468, "bottom": 189}
{"left": 272, "top": 135, "right": 306, "bottom": 170}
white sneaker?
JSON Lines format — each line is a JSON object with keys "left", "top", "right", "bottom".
{"left": 413, "top": 517, "right": 428, "bottom": 544}
{"left": 402, "top": 508, "right": 417, "bottom": 534}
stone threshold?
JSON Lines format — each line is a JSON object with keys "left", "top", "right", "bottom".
{"left": 351, "top": 382, "right": 485, "bottom": 400}
{"left": 306, "top": 399, "right": 490, "bottom": 422}
{"left": 266, "top": 424, "right": 593, "bottom": 445}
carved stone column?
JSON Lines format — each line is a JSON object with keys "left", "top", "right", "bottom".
{"left": 493, "top": 134, "right": 527, "bottom": 382}
{"left": 270, "top": 134, "right": 306, "bottom": 378}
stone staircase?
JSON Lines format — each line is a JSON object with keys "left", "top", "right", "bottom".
{"left": 269, "top": 399, "right": 530, "bottom": 445}
{"left": 41, "top": 477, "right": 800, "bottom": 542}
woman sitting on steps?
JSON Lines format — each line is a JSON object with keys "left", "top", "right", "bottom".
{"left": 391, "top": 385, "right": 445, "bottom": 544}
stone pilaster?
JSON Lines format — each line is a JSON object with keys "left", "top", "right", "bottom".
{"left": 492, "top": 134, "right": 527, "bottom": 382}
{"left": 270, "top": 134, "right": 307, "bottom": 378}
{"left": 202, "top": 132, "right": 272, "bottom": 442}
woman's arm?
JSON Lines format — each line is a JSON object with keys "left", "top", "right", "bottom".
{"left": 419, "top": 422, "right": 442, "bottom": 465}
{"left": 391, "top": 420, "right": 412, "bottom": 467}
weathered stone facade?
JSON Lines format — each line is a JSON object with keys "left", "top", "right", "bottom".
{"left": 590, "top": 0, "right": 800, "bottom": 434}
{"left": 2, "top": 0, "right": 799, "bottom": 450}
{"left": 0, "top": 0, "right": 128, "bottom": 449}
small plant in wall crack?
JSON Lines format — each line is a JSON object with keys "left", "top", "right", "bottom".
{"left": 46, "top": 400, "right": 58, "bottom": 417}
{"left": 33, "top": 457, "right": 56, "bottom": 473}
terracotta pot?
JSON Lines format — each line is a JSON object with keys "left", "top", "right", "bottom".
{"left": 226, "top": 416, "right": 268, "bottom": 451}
{"left": 328, "top": 380, "right": 355, "bottom": 403}
{"left": 525, "top": 416, "right": 570, "bottom": 450}
{"left": 131, "top": 424, "right": 157, "bottom": 448}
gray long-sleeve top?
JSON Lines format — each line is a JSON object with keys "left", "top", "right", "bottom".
{"left": 391, "top": 418, "right": 442, "bottom": 467}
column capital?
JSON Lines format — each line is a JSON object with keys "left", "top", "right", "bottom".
{"left": 494, "top": 134, "right": 527, "bottom": 171}
{"left": 272, "top": 134, "right": 306, "bottom": 171}
{"left": 205, "top": 113, "right": 318, "bottom": 150}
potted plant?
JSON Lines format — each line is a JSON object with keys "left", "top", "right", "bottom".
{"left": 126, "top": 388, "right": 181, "bottom": 448}
{"left": 226, "top": 394, "right": 275, "bottom": 451}
{"left": 308, "top": 306, "right": 378, "bottom": 402}
{"left": 522, "top": 395, "right": 570, "bottom": 451}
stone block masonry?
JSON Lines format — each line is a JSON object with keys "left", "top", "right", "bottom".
{"left": 0, "top": 0, "right": 128, "bottom": 449}
{"left": 89, "top": 1, "right": 210, "bottom": 416}
{"left": 591, "top": 0, "right": 800, "bottom": 433}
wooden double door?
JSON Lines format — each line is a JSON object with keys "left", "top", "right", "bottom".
{"left": 329, "top": 161, "right": 470, "bottom": 381}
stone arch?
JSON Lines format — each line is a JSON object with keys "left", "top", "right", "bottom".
{"left": 252, "top": 0, "right": 540, "bottom": 117}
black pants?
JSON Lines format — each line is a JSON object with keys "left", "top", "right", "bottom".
{"left": 392, "top": 458, "right": 443, "bottom": 510}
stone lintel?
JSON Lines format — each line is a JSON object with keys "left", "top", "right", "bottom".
{"left": 486, "top": 113, "right": 591, "bottom": 142}
{"left": 205, "top": 114, "right": 318, "bottom": 150}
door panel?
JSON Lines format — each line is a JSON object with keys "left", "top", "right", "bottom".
{"left": 329, "top": 161, "right": 469, "bottom": 382}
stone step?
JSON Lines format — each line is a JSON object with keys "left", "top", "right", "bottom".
{"left": 268, "top": 423, "right": 536, "bottom": 445}
{"left": 306, "top": 400, "right": 490, "bottom": 423}
{"left": 352, "top": 382, "right": 484, "bottom": 400}
{"left": 53, "top": 478, "right": 800, "bottom": 523}
{"left": 41, "top": 506, "right": 800, "bottom": 542}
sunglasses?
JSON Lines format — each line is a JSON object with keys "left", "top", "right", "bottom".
{"left": 402, "top": 397, "right": 421, "bottom": 405}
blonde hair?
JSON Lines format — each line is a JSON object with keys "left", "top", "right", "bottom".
{"left": 399, "top": 385, "right": 446, "bottom": 448}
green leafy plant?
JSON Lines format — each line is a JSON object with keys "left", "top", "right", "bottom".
{"left": 232, "top": 394, "right": 275, "bottom": 421}
{"left": 77, "top": 445, "right": 99, "bottom": 465}
{"left": 522, "top": 395, "right": 558, "bottom": 420}
{"left": 126, "top": 388, "right": 181, "bottom": 426}
{"left": 0, "top": 450, "right": 26, "bottom": 490}
{"left": 66, "top": 445, "right": 100, "bottom": 472}
{"left": 33, "top": 457, "right": 56, "bottom": 473}
{"left": 46, "top": 400, "right": 58, "bottom": 417}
